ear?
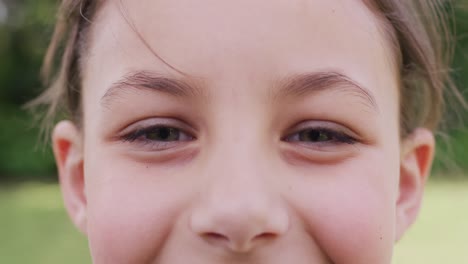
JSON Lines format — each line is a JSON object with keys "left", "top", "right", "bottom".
{"left": 395, "top": 128, "right": 435, "bottom": 241}
{"left": 52, "top": 120, "right": 87, "bottom": 234}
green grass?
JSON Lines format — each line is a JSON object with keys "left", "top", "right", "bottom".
{"left": 0, "top": 179, "right": 467, "bottom": 263}
{"left": 0, "top": 183, "right": 91, "bottom": 264}
{"left": 393, "top": 178, "right": 468, "bottom": 264}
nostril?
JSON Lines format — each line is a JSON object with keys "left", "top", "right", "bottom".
{"left": 251, "top": 232, "right": 278, "bottom": 247}
{"left": 202, "top": 232, "right": 230, "bottom": 245}
{"left": 201, "top": 231, "right": 277, "bottom": 252}
{"left": 253, "top": 232, "right": 277, "bottom": 241}
{"left": 204, "top": 232, "right": 228, "bottom": 240}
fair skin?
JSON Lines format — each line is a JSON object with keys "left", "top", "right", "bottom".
{"left": 52, "top": 0, "right": 435, "bottom": 263}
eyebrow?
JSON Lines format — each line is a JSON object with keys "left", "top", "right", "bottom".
{"left": 101, "top": 70, "right": 378, "bottom": 112}
{"left": 273, "top": 71, "right": 379, "bottom": 112}
{"left": 101, "top": 70, "right": 203, "bottom": 105}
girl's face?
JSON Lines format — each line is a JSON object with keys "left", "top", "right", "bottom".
{"left": 53, "top": 0, "right": 435, "bottom": 263}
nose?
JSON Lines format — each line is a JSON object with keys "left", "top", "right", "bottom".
{"left": 190, "top": 195, "right": 289, "bottom": 253}
{"left": 189, "top": 162, "right": 289, "bottom": 253}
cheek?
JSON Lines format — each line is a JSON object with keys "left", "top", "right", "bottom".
{"left": 83, "top": 149, "right": 192, "bottom": 263}
{"left": 287, "top": 150, "right": 399, "bottom": 263}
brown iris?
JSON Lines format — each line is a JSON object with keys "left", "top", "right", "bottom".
{"left": 298, "top": 129, "right": 332, "bottom": 142}
{"left": 145, "top": 127, "right": 181, "bottom": 141}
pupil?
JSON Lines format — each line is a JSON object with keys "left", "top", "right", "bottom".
{"left": 158, "top": 128, "right": 170, "bottom": 140}
{"left": 300, "top": 130, "right": 329, "bottom": 142}
{"left": 146, "top": 127, "right": 179, "bottom": 141}
{"left": 308, "top": 130, "right": 320, "bottom": 141}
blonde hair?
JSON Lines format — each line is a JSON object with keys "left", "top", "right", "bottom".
{"left": 31, "top": 0, "right": 466, "bottom": 139}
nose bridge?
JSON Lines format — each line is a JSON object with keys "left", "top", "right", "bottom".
{"left": 189, "top": 124, "right": 289, "bottom": 252}
{"left": 203, "top": 126, "right": 271, "bottom": 217}
{"left": 204, "top": 152, "right": 270, "bottom": 218}
{"left": 206, "top": 103, "right": 267, "bottom": 184}
{"left": 206, "top": 118, "right": 272, "bottom": 204}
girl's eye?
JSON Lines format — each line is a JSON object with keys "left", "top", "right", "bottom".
{"left": 122, "top": 125, "right": 194, "bottom": 143}
{"left": 284, "top": 128, "right": 356, "bottom": 145}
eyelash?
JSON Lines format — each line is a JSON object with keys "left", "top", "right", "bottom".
{"left": 283, "top": 127, "right": 357, "bottom": 145}
{"left": 120, "top": 123, "right": 357, "bottom": 151}
{"left": 121, "top": 125, "right": 194, "bottom": 150}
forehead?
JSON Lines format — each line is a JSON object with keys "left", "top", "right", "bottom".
{"left": 83, "top": 0, "right": 398, "bottom": 114}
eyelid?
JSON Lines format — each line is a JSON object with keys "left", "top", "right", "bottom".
{"left": 116, "top": 119, "right": 197, "bottom": 153}
{"left": 122, "top": 126, "right": 194, "bottom": 143}
{"left": 284, "top": 127, "right": 356, "bottom": 145}
{"left": 280, "top": 121, "right": 363, "bottom": 164}
{"left": 283, "top": 120, "right": 360, "bottom": 141}
{"left": 117, "top": 117, "right": 197, "bottom": 140}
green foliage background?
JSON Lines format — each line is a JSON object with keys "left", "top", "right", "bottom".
{"left": 0, "top": 0, "right": 467, "bottom": 180}
{"left": 0, "top": 0, "right": 57, "bottom": 180}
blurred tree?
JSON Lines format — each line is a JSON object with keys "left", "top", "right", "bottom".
{"left": 432, "top": 1, "right": 468, "bottom": 174}
{"left": 0, "top": 0, "right": 57, "bottom": 180}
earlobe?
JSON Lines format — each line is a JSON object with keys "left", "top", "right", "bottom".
{"left": 395, "top": 128, "right": 435, "bottom": 241}
{"left": 52, "top": 120, "right": 87, "bottom": 234}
